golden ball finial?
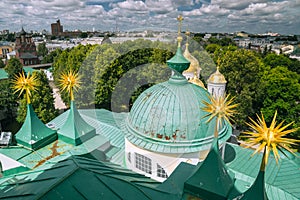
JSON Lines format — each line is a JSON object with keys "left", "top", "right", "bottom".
{"left": 176, "top": 14, "right": 184, "bottom": 47}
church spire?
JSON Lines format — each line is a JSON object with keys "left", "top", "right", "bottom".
{"left": 166, "top": 15, "right": 190, "bottom": 78}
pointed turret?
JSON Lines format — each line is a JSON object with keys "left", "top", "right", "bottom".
{"left": 57, "top": 101, "right": 96, "bottom": 145}
{"left": 57, "top": 70, "right": 95, "bottom": 145}
{"left": 184, "top": 92, "right": 240, "bottom": 199}
{"left": 15, "top": 104, "right": 57, "bottom": 150}
{"left": 234, "top": 148, "right": 268, "bottom": 200}
{"left": 239, "top": 170, "right": 268, "bottom": 200}
{"left": 184, "top": 139, "right": 238, "bottom": 199}
{"left": 13, "top": 71, "right": 57, "bottom": 150}
{"left": 238, "top": 111, "right": 300, "bottom": 200}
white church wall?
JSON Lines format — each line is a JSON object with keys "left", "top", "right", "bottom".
{"left": 125, "top": 138, "right": 209, "bottom": 182}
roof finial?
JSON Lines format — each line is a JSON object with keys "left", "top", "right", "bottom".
{"left": 185, "top": 26, "right": 190, "bottom": 48}
{"left": 177, "top": 15, "right": 183, "bottom": 47}
{"left": 217, "top": 57, "right": 221, "bottom": 68}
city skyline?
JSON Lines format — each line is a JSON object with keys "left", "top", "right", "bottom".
{"left": 0, "top": 0, "right": 300, "bottom": 35}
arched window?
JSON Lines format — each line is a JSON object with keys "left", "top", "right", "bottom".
{"left": 157, "top": 164, "right": 168, "bottom": 178}
{"left": 135, "top": 153, "right": 152, "bottom": 174}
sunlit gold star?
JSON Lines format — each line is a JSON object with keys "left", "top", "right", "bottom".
{"left": 59, "top": 70, "right": 81, "bottom": 101}
{"left": 202, "top": 94, "right": 238, "bottom": 137}
{"left": 13, "top": 71, "right": 38, "bottom": 104}
{"left": 242, "top": 111, "right": 299, "bottom": 170}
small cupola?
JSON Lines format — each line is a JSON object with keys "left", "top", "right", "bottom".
{"left": 207, "top": 67, "right": 227, "bottom": 98}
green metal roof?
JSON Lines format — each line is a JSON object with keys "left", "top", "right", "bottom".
{"left": 225, "top": 144, "right": 300, "bottom": 200}
{"left": 125, "top": 80, "right": 232, "bottom": 153}
{"left": 15, "top": 104, "right": 57, "bottom": 150}
{"left": 184, "top": 139, "right": 239, "bottom": 200}
{"left": 57, "top": 101, "right": 96, "bottom": 146}
{"left": 0, "top": 67, "right": 37, "bottom": 80}
{"left": 0, "top": 109, "right": 123, "bottom": 172}
{"left": 0, "top": 106, "right": 299, "bottom": 200}
{"left": 0, "top": 156, "right": 179, "bottom": 200}
{"left": 52, "top": 108, "right": 126, "bottom": 148}
{"left": 238, "top": 170, "right": 268, "bottom": 200}
{"left": 0, "top": 69, "right": 8, "bottom": 80}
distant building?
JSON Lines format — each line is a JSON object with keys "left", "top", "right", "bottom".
{"left": 0, "top": 44, "right": 13, "bottom": 59}
{"left": 15, "top": 27, "right": 39, "bottom": 66}
{"left": 101, "top": 35, "right": 112, "bottom": 45}
{"left": 0, "top": 30, "right": 9, "bottom": 35}
{"left": 51, "top": 19, "right": 64, "bottom": 36}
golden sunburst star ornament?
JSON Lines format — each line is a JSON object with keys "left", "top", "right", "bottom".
{"left": 13, "top": 71, "right": 38, "bottom": 104}
{"left": 202, "top": 94, "right": 238, "bottom": 137}
{"left": 242, "top": 111, "right": 299, "bottom": 171}
{"left": 59, "top": 70, "right": 81, "bottom": 101}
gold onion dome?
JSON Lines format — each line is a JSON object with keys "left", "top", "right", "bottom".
{"left": 189, "top": 72, "right": 205, "bottom": 88}
{"left": 207, "top": 67, "right": 227, "bottom": 84}
{"left": 183, "top": 33, "right": 201, "bottom": 74}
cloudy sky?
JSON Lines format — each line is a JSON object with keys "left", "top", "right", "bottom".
{"left": 0, "top": 0, "right": 299, "bottom": 34}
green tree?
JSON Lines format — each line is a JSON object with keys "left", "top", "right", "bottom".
{"left": 16, "top": 71, "right": 58, "bottom": 123}
{"left": 263, "top": 53, "right": 300, "bottom": 74}
{"left": 260, "top": 66, "right": 300, "bottom": 140}
{"left": 205, "top": 44, "right": 221, "bottom": 54}
{"left": 42, "top": 48, "right": 62, "bottom": 64}
{"left": 95, "top": 48, "right": 173, "bottom": 111}
{"left": 52, "top": 44, "right": 95, "bottom": 105}
{"left": 37, "top": 42, "right": 49, "bottom": 57}
{"left": 80, "top": 32, "right": 88, "bottom": 38}
{"left": 0, "top": 79, "right": 18, "bottom": 119}
{"left": 0, "top": 59, "right": 5, "bottom": 68}
{"left": 218, "top": 49, "right": 267, "bottom": 128}
{"left": 4, "top": 58, "right": 23, "bottom": 79}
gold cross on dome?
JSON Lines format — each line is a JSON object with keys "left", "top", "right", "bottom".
{"left": 177, "top": 15, "right": 184, "bottom": 35}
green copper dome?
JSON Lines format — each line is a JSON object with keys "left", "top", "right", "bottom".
{"left": 125, "top": 78, "right": 232, "bottom": 153}
{"left": 124, "top": 34, "right": 231, "bottom": 153}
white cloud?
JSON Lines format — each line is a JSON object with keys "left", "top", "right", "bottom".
{"left": 242, "top": 2, "right": 288, "bottom": 16}
{"left": 145, "top": 0, "right": 175, "bottom": 14}
{"left": 113, "top": 0, "right": 147, "bottom": 12}
{"left": 0, "top": 0, "right": 298, "bottom": 34}
{"left": 211, "top": 0, "right": 268, "bottom": 10}
{"left": 200, "top": 4, "right": 230, "bottom": 15}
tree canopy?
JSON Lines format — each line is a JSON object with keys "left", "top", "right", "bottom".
{"left": 37, "top": 42, "right": 48, "bottom": 57}
{"left": 4, "top": 58, "right": 23, "bottom": 79}
{"left": 0, "top": 59, "right": 5, "bottom": 68}
{"left": 260, "top": 66, "right": 300, "bottom": 139}
{"left": 16, "top": 71, "right": 58, "bottom": 123}
{"left": 217, "top": 49, "right": 267, "bottom": 128}
{"left": 49, "top": 38, "right": 300, "bottom": 143}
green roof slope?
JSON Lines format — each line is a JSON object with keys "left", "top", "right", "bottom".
{"left": 15, "top": 104, "right": 57, "bottom": 150}
{"left": 238, "top": 170, "right": 268, "bottom": 200}
{"left": 184, "top": 139, "right": 239, "bottom": 200}
{"left": 225, "top": 144, "right": 300, "bottom": 200}
{"left": 0, "top": 156, "right": 179, "bottom": 200}
{"left": 57, "top": 101, "right": 96, "bottom": 145}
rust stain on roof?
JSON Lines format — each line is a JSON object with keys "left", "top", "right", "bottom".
{"left": 33, "top": 140, "right": 62, "bottom": 168}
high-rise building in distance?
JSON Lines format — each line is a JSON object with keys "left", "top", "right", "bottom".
{"left": 51, "top": 19, "right": 63, "bottom": 36}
